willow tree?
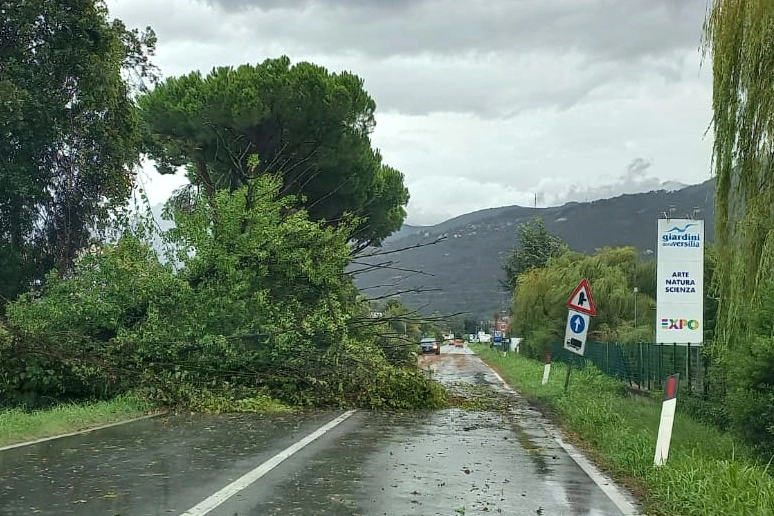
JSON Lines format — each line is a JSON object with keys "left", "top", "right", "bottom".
{"left": 512, "top": 246, "right": 655, "bottom": 357}
{"left": 703, "top": 1, "right": 774, "bottom": 344}
{"left": 704, "top": 1, "right": 774, "bottom": 449}
{"left": 501, "top": 217, "right": 568, "bottom": 292}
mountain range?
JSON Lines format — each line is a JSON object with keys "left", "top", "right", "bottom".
{"left": 352, "top": 178, "right": 716, "bottom": 318}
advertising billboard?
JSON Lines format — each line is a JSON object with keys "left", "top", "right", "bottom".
{"left": 656, "top": 219, "right": 704, "bottom": 345}
{"left": 655, "top": 219, "right": 704, "bottom": 345}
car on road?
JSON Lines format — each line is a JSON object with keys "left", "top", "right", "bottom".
{"left": 419, "top": 336, "right": 440, "bottom": 355}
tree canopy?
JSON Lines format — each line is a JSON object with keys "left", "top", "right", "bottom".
{"left": 501, "top": 217, "right": 568, "bottom": 292}
{"left": 4, "top": 177, "right": 444, "bottom": 410}
{"left": 512, "top": 246, "right": 655, "bottom": 356}
{"left": 0, "top": 0, "right": 156, "bottom": 307}
{"left": 0, "top": 7, "right": 440, "bottom": 412}
{"left": 703, "top": 0, "right": 774, "bottom": 450}
{"left": 137, "top": 56, "right": 409, "bottom": 250}
{"left": 702, "top": 0, "right": 774, "bottom": 349}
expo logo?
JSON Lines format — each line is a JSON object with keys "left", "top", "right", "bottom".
{"left": 661, "top": 318, "right": 700, "bottom": 330}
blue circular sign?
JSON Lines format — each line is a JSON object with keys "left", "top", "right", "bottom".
{"left": 569, "top": 314, "right": 586, "bottom": 334}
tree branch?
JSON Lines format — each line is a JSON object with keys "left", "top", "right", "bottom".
{"left": 354, "top": 235, "right": 446, "bottom": 259}
{"left": 364, "top": 286, "right": 443, "bottom": 302}
{"left": 347, "top": 259, "right": 434, "bottom": 277}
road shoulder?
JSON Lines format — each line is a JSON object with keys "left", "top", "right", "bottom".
{"left": 465, "top": 347, "right": 642, "bottom": 515}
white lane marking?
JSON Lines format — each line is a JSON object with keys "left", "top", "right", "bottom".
{"left": 180, "top": 409, "right": 357, "bottom": 516}
{"left": 489, "top": 368, "right": 508, "bottom": 386}
{"left": 554, "top": 438, "right": 640, "bottom": 516}
{"left": 474, "top": 354, "right": 640, "bottom": 515}
{"left": 0, "top": 412, "right": 165, "bottom": 452}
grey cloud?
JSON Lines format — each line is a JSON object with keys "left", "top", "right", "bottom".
{"left": 345, "top": 50, "right": 695, "bottom": 118}
{"left": 176, "top": 0, "right": 710, "bottom": 118}
{"left": 202, "top": 0, "right": 708, "bottom": 62}
{"left": 626, "top": 157, "right": 652, "bottom": 179}
{"left": 136, "top": 0, "right": 710, "bottom": 118}
{"left": 539, "top": 158, "right": 687, "bottom": 206}
{"left": 350, "top": 56, "right": 598, "bottom": 119}
{"left": 209, "top": 0, "right": 410, "bottom": 10}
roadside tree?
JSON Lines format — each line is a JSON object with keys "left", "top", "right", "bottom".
{"left": 0, "top": 0, "right": 156, "bottom": 308}
{"left": 703, "top": 0, "right": 774, "bottom": 451}
{"left": 512, "top": 246, "right": 655, "bottom": 357}
{"left": 501, "top": 217, "right": 568, "bottom": 292}
{"left": 137, "top": 56, "right": 409, "bottom": 251}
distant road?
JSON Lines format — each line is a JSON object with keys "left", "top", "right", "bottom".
{"left": 0, "top": 345, "right": 638, "bottom": 515}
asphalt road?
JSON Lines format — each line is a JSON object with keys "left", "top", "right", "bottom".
{"left": 0, "top": 345, "right": 640, "bottom": 515}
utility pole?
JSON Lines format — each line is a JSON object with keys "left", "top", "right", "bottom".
{"left": 634, "top": 286, "right": 639, "bottom": 328}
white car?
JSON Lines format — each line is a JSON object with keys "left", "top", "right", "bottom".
{"left": 419, "top": 337, "right": 440, "bottom": 355}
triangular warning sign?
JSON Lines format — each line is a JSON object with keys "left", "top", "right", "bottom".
{"left": 567, "top": 278, "right": 597, "bottom": 316}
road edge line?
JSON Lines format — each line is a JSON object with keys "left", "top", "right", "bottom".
{"left": 0, "top": 411, "right": 167, "bottom": 452}
{"left": 478, "top": 355, "right": 641, "bottom": 516}
{"left": 554, "top": 437, "right": 640, "bottom": 516}
{"left": 179, "top": 409, "right": 357, "bottom": 516}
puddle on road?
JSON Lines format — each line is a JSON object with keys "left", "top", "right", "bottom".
{"left": 472, "top": 371, "right": 491, "bottom": 385}
{"left": 509, "top": 421, "right": 553, "bottom": 477}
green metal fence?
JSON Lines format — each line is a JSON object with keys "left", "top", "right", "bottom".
{"left": 548, "top": 341, "right": 706, "bottom": 394}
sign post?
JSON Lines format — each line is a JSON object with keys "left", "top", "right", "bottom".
{"left": 654, "top": 373, "right": 680, "bottom": 466}
{"left": 561, "top": 279, "right": 597, "bottom": 391}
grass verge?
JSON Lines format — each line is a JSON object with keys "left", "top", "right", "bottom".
{"left": 472, "top": 345, "right": 774, "bottom": 516}
{"left": 0, "top": 394, "right": 159, "bottom": 448}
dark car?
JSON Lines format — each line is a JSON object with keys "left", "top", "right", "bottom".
{"left": 420, "top": 336, "right": 440, "bottom": 355}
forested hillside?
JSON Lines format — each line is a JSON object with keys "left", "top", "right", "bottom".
{"left": 354, "top": 179, "right": 715, "bottom": 317}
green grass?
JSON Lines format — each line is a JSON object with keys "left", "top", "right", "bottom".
{"left": 472, "top": 345, "right": 774, "bottom": 516}
{"left": 0, "top": 394, "right": 159, "bottom": 448}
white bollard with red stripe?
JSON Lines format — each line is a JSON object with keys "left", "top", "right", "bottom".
{"left": 654, "top": 373, "right": 680, "bottom": 466}
{"left": 541, "top": 353, "right": 552, "bottom": 385}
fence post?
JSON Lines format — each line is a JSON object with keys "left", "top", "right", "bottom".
{"left": 672, "top": 343, "right": 677, "bottom": 374}
{"left": 618, "top": 344, "right": 633, "bottom": 386}
{"left": 703, "top": 346, "right": 709, "bottom": 397}
{"left": 658, "top": 344, "right": 662, "bottom": 384}
{"left": 687, "top": 343, "right": 692, "bottom": 393}
{"left": 646, "top": 342, "right": 651, "bottom": 390}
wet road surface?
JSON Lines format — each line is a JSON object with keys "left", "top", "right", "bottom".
{"left": 0, "top": 409, "right": 350, "bottom": 515}
{"left": 0, "top": 345, "right": 638, "bottom": 515}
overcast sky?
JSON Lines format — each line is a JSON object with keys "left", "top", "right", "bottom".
{"left": 109, "top": 0, "right": 714, "bottom": 226}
